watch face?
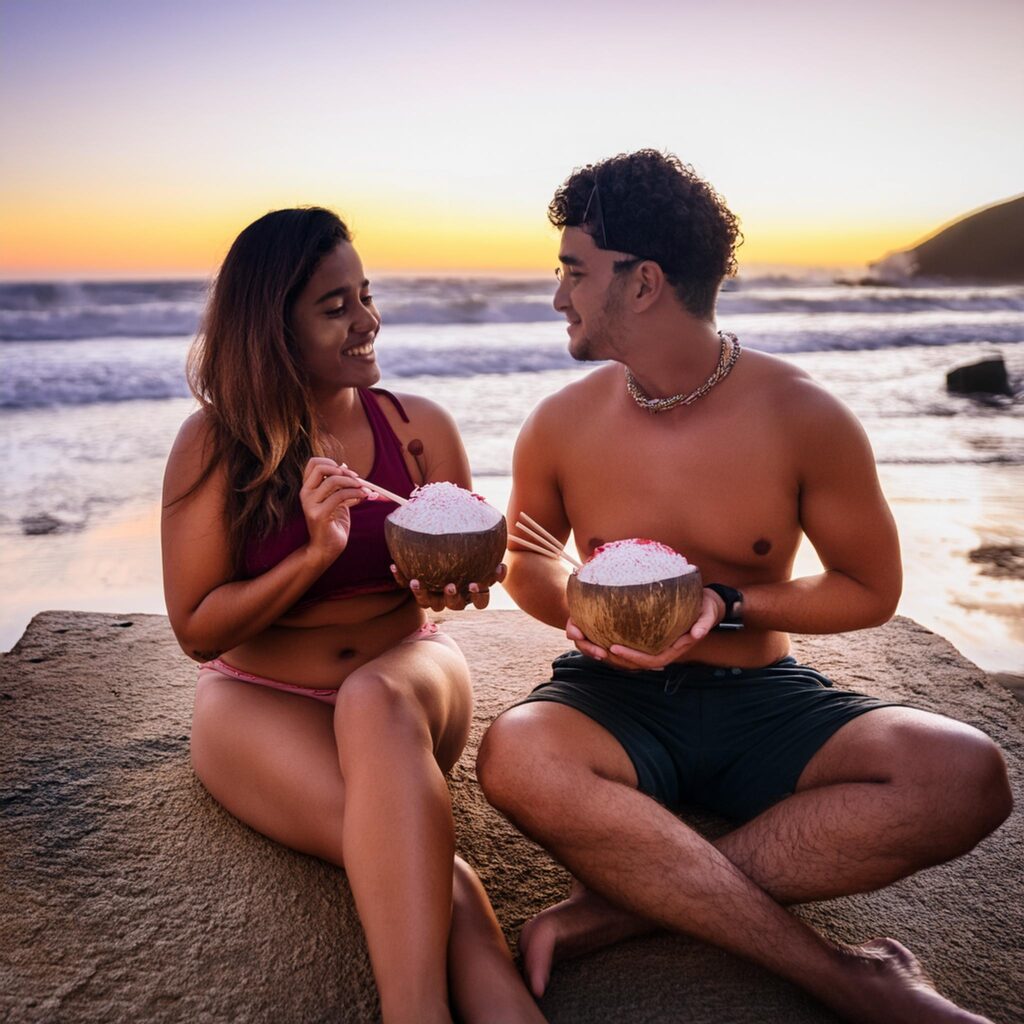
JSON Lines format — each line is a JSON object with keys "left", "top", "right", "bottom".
{"left": 709, "top": 584, "right": 743, "bottom": 630}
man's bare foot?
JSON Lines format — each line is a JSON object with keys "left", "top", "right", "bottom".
{"left": 829, "top": 938, "right": 994, "bottom": 1024}
{"left": 518, "top": 882, "right": 656, "bottom": 998}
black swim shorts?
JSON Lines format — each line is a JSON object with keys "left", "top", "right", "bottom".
{"left": 518, "top": 651, "right": 904, "bottom": 822}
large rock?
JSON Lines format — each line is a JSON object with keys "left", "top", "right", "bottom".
{"left": 871, "top": 194, "right": 1024, "bottom": 282}
{"left": 2, "top": 611, "right": 1022, "bottom": 1023}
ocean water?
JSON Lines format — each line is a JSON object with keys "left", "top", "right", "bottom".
{"left": 1, "top": 275, "right": 1022, "bottom": 671}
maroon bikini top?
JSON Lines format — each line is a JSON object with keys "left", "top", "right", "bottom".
{"left": 242, "top": 388, "right": 416, "bottom": 606}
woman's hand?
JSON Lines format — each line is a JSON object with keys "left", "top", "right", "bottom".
{"left": 301, "top": 457, "right": 371, "bottom": 565}
{"left": 390, "top": 563, "right": 507, "bottom": 612}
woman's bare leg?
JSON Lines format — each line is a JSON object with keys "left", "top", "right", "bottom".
{"left": 448, "top": 857, "right": 547, "bottom": 1023}
{"left": 192, "top": 644, "right": 544, "bottom": 1024}
{"left": 331, "top": 638, "right": 473, "bottom": 1024}
{"left": 191, "top": 673, "right": 348, "bottom": 862}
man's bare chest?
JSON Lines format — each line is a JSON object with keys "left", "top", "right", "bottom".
{"left": 557, "top": 409, "right": 801, "bottom": 573}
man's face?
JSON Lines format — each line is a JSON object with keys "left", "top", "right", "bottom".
{"left": 554, "top": 227, "right": 633, "bottom": 363}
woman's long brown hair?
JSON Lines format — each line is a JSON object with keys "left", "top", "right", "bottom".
{"left": 179, "top": 207, "right": 351, "bottom": 574}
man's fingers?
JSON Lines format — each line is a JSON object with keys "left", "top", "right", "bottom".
{"left": 573, "top": 637, "right": 609, "bottom": 660}
{"left": 468, "top": 582, "right": 490, "bottom": 609}
{"left": 565, "top": 619, "right": 610, "bottom": 660}
{"left": 688, "top": 601, "right": 721, "bottom": 641}
{"left": 608, "top": 645, "right": 659, "bottom": 667}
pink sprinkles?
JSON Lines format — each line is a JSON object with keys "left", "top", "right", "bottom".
{"left": 388, "top": 481, "right": 502, "bottom": 536}
{"left": 577, "top": 538, "right": 695, "bottom": 586}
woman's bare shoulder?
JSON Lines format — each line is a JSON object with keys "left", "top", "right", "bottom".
{"left": 384, "top": 390, "right": 454, "bottom": 424}
{"left": 163, "top": 408, "right": 223, "bottom": 505}
{"left": 170, "top": 407, "right": 216, "bottom": 454}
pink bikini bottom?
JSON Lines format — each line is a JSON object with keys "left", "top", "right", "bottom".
{"left": 197, "top": 621, "right": 453, "bottom": 706}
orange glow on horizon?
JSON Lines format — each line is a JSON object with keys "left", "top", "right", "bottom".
{"left": 0, "top": 196, "right": 936, "bottom": 277}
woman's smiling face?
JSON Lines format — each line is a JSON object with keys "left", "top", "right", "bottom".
{"left": 289, "top": 242, "right": 382, "bottom": 393}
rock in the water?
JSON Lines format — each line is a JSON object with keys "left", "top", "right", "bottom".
{"left": 969, "top": 543, "right": 1024, "bottom": 579}
{"left": 946, "top": 356, "right": 1012, "bottom": 396}
{"left": 20, "top": 512, "right": 64, "bottom": 535}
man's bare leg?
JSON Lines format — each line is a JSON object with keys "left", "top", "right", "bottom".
{"left": 510, "top": 706, "right": 1011, "bottom": 994}
{"left": 478, "top": 703, "right": 1006, "bottom": 1021}
{"left": 517, "top": 880, "right": 652, "bottom": 995}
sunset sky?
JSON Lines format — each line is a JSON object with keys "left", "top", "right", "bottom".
{"left": 2, "top": 0, "right": 1022, "bottom": 277}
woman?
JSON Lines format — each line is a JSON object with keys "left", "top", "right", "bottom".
{"left": 162, "top": 208, "right": 545, "bottom": 1024}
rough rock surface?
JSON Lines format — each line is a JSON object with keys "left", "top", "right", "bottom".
{"left": 2, "top": 611, "right": 1022, "bottom": 1023}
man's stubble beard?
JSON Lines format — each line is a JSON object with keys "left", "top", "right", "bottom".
{"left": 570, "top": 282, "right": 626, "bottom": 364}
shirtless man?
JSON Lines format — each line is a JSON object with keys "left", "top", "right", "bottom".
{"left": 475, "top": 150, "right": 1012, "bottom": 1023}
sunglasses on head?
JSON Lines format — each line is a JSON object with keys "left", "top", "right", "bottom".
{"left": 582, "top": 180, "right": 610, "bottom": 250}
{"left": 580, "top": 180, "right": 647, "bottom": 274}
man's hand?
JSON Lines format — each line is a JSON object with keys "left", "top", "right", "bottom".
{"left": 391, "top": 563, "right": 507, "bottom": 612}
{"left": 568, "top": 588, "right": 724, "bottom": 671}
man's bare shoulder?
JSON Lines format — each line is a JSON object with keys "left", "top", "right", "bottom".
{"left": 740, "top": 348, "right": 853, "bottom": 427}
{"left": 524, "top": 365, "right": 617, "bottom": 429}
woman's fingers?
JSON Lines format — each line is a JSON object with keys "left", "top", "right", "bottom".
{"left": 301, "top": 456, "right": 340, "bottom": 489}
{"left": 301, "top": 459, "right": 366, "bottom": 500}
{"left": 475, "top": 562, "right": 507, "bottom": 588}
{"left": 409, "top": 580, "right": 446, "bottom": 612}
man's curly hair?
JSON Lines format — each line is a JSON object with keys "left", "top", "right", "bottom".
{"left": 548, "top": 150, "right": 741, "bottom": 319}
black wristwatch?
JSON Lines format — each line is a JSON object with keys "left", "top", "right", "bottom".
{"left": 707, "top": 583, "right": 744, "bottom": 631}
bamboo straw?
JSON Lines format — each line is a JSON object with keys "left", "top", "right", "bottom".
{"left": 513, "top": 518, "right": 583, "bottom": 570}
{"left": 509, "top": 535, "right": 563, "bottom": 561}
{"left": 519, "top": 511, "right": 566, "bottom": 552}
{"left": 354, "top": 477, "right": 409, "bottom": 506}
{"left": 514, "top": 520, "right": 580, "bottom": 568}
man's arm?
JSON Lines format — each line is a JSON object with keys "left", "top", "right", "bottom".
{"left": 606, "top": 379, "right": 901, "bottom": 670}
{"left": 740, "top": 380, "right": 902, "bottom": 634}
{"left": 503, "top": 400, "right": 574, "bottom": 629}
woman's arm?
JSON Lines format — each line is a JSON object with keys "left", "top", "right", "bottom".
{"left": 161, "top": 412, "right": 367, "bottom": 660}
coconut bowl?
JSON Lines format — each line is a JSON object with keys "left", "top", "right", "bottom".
{"left": 566, "top": 568, "right": 704, "bottom": 655}
{"left": 385, "top": 516, "right": 508, "bottom": 592}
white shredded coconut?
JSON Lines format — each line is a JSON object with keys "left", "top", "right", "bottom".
{"left": 387, "top": 481, "right": 502, "bottom": 535}
{"left": 576, "top": 538, "right": 696, "bottom": 585}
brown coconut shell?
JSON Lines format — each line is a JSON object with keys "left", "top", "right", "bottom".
{"left": 566, "top": 569, "right": 704, "bottom": 655}
{"left": 385, "top": 516, "right": 507, "bottom": 592}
